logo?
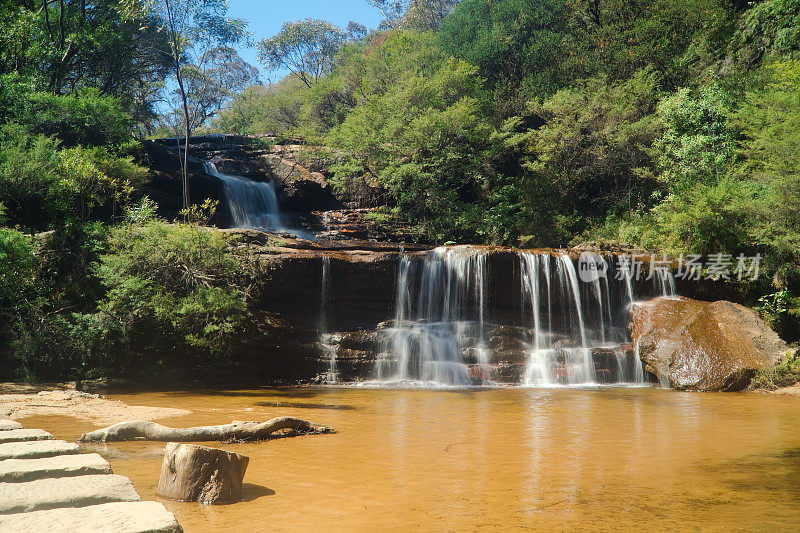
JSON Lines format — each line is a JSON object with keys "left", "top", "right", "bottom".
{"left": 578, "top": 252, "right": 608, "bottom": 283}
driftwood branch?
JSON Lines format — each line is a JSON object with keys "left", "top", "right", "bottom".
{"left": 78, "top": 417, "right": 334, "bottom": 443}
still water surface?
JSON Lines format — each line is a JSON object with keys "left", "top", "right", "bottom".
{"left": 26, "top": 387, "right": 800, "bottom": 531}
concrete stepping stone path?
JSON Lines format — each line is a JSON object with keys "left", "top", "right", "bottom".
{"left": 0, "top": 501, "right": 183, "bottom": 533}
{"left": 0, "top": 428, "right": 53, "bottom": 443}
{"left": 0, "top": 454, "right": 112, "bottom": 482}
{"left": 0, "top": 412, "right": 182, "bottom": 532}
{"left": 0, "top": 440, "right": 80, "bottom": 460}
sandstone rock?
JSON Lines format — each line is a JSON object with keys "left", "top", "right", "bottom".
{"left": 0, "top": 501, "right": 182, "bottom": 533}
{"left": 0, "top": 420, "right": 23, "bottom": 431}
{"left": 0, "top": 440, "right": 80, "bottom": 460}
{"left": 0, "top": 428, "right": 53, "bottom": 443}
{"left": 0, "top": 453, "right": 112, "bottom": 482}
{"left": 0, "top": 474, "right": 141, "bottom": 514}
{"left": 631, "top": 297, "right": 791, "bottom": 391}
{"left": 157, "top": 442, "right": 249, "bottom": 504}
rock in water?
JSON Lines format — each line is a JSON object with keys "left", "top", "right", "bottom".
{"left": 631, "top": 297, "right": 791, "bottom": 391}
{"left": 157, "top": 443, "right": 249, "bottom": 504}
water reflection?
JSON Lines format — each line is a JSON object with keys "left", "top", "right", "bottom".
{"left": 26, "top": 388, "right": 800, "bottom": 532}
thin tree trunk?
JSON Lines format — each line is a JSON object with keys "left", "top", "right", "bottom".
{"left": 178, "top": 74, "right": 191, "bottom": 211}
{"left": 165, "top": 0, "right": 191, "bottom": 211}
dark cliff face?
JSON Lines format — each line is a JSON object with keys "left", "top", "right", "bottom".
{"left": 140, "top": 140, "right": 224, "bottom": 218}
{"left": 232, "top": 237, "right": 680, "bottom": 385}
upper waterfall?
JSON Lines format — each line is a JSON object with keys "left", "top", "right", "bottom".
{"left": 202, "top": 161, "right": 283, "bottom": 230}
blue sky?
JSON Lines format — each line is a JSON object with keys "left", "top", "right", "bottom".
{"left": 227, "top": 0, "right": 384, "bottom": 83}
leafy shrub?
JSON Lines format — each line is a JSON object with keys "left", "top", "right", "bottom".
{"left": 20, "top": 89, "right": 131, "bottom": 147}
{"left": 0, "top": 130, "right": 146, "bottom": 230}
{"left": 0, "top": 228, "right": 37, "bottom": 323}
{"left": 653, "top": 85, "right": 735, "bottom": 188}
{"left": 90, "top": 220, "right": 256, "bottom": 372}
{"left": 749, "top": 349, "right": 800, "bottom": 391}
{"left": 326, "top": 31, "right": 498, "bottom": 242}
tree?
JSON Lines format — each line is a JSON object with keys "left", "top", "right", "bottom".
{"left": 437, "top": 0, "right": 568, "bottom": 107}
{"left": 180, "top": 46, "right": 259, "bottom": 131}
{"left": 326, "top": 31, "right": 500, "bottom": 242}
{"left": 367, "top": 0, "right": 459, "bottom": 31}
{"left": 257, "top": 19, "right": 346, "bottom": 88}
{"left": 148, "top": 0, "right": 247, "bottom": 210}
{"left": 0, "top": 1, "right": 172, "bottom": 107}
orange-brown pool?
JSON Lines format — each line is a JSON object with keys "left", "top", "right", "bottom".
{"left": 23, "top": 387, "right": 800, "bottom": 531}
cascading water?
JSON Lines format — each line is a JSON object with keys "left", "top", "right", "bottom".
{"left": 319, "top": 256, "right": 337, "bottom": 383}
{"left": 202, "top": 161, "right": 283, "bottom": 230}
{"left": 520, "top": 252, "right": 677, "bottom": 386}
{"left": 374, "top": 246, "right": 489, "bottom": 386}
{"left": 372, "top": 246, "right": 677, "bottom": 388}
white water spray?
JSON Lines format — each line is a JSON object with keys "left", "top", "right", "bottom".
{"left": 203, "top": 161, "right": 283, "bottom": 230}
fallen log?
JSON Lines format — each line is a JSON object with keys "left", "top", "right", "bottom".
{"left": 78, "top": 417, "right": 334, "bottom": 443}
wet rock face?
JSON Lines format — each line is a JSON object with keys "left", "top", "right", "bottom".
{"left": 141, "top": 136, "right": 340, "bottom": 223}
{"left": 631, "top": 297, "right": 790, "bottom": 391}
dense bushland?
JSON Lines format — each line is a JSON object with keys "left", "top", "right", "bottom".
{"left": 214, "top": 0, "right": 800, "bottom": 342}
{"left": 1, "top": 0, "right": 799, "bottom": 381}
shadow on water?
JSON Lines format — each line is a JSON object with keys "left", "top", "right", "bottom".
{"left": 255, "top": 401, "right": 356, "bottom": 410}
{"left": 241, "top": 483, "right": 275, "bottom": 502}
{"left": 207, "top": 389, "right": 325, "bottom": 399}
{"left": 700, "top": 446, "right": 800, "bottom": 496}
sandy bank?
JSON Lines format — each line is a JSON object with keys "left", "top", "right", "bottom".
{"left": 0, "top": 386, "right": 190, "bottom": 425}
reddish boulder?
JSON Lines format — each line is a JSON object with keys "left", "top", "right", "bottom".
{"left": 631, "top": 297, "right": 791, "bottom": 391}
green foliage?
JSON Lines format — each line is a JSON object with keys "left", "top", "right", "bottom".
{"left": 91, "top": 220, "right": 254, "bottom": 368}
{"left": 0, "top": 0, "right": 172, "bottom": 117}
{"left": 258, "top": 19, "right": 347, "bottom": 88}
{"left": 733, "top": 59, "right": 800, "bottom": 287}
{"left": 0, "top": 129, "right": 145, "bottom": 231}
{"left": 733, "top": 0, "right": 800, "bottom": 66}
{"left": 369, "top": 0, "right": 459, "bottom": 31}
{"left": 653, "top": 85, "right": 735, "bottom": 187}
{"left": 520, "top": 69, "right": 662, "bottom": 245}
{"left": 125, "top": 197, "right": 159, "bottom": 225}
{"left": 179, "top": 198, "right": 219, "bottom": 225}
{"left": 438, "top": 0, "right": 568, "bottom": 104}
{"left": 23, "top": 89, "right": 132, "bottom": 147}
{"left": 0, "top": 228, "right": 37, "bottom": 324}
{"left": 326, "top": 31, "right": 501, "bottom": 242}
{"left": 8, "top": 222, "right": 109, "bottom": 381}
{"left": 749, "top": 348, "right": 800, "bottom": 391}
{"left": 214, "top": 78, "right": 308, "bottom": 135}
{"left": 0, "top": 80, "right": 133, "bottom": 147}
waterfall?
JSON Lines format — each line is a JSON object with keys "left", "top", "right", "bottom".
{"left": 520, "top": 254, "right": 594, "bottom": 386}
{"left": 517, "top": 251, "right": 676, "bottom": 386}
{"left": 319, "top": 256, "right": 337, "bottom": 383}
{"left": 202, "top": 161, "right": 283, "bottom": 230}
{"left": 375, "top": 246, "right": 488, "bottom": 386}
{"left": 370, "top": 247, "right": 677, "bottom": 387}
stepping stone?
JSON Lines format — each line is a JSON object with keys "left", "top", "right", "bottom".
{"left": 0, "top": 501, "right": 183, "bottom": 532}
{"left": 0, "top": 420, "right": 23, "bottom": 431}
{"left": 0, "top": 474, "right": 141, "bottom": 514}
{"left": 0, "top": 453, "right": 112, "bottom": 482}
{"left": 0, "top": 440, "right": 79, "bottom": 460}
{"left": 0, "top": 429, "right": 52, "bottom": 443}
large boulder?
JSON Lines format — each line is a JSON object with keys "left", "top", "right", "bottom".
{"left": 631, "top": 297, "right": 791, "bottom": 391}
